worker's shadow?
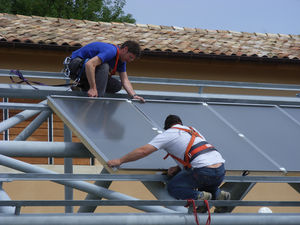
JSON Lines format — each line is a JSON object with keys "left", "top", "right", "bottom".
{"left": 80, "top": 99, "right": 125, "bottom": 140}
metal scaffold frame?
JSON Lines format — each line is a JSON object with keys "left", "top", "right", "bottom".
{"left": 0, "top": 69, "right": 300, "bottom": 224}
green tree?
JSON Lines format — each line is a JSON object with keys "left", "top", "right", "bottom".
{"left": 0, "top": 0, "right": 135, "bottom": 23}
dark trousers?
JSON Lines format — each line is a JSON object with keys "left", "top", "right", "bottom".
{"left": 69, "top": 57, "right": 122, "bottom": 96}
{"left": 167, "top": 164, "right": 225, "bottom": 200}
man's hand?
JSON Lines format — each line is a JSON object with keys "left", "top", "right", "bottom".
{"left": 167, "top": 166, "right": 181, "bottom": 177}
{"left": 132, "top": 94, "right": 145, "bottom": 103}
{"left": 107, "top": 159, "right": 122, "bottom": 168}
{"left": 88, "top": 88, "right": 98, "bottom": 97}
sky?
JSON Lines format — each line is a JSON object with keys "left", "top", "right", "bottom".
{"left": 123, "top": 0, "right": 300, "bottom": 35}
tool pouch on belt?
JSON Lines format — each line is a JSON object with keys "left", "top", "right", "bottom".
{"left": 68, "top": 57, "right": 85, "bottom": 80}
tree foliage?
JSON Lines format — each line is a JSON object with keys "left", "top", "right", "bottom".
{"left": 0, "top": 0, "right": 135, "bottom": 23}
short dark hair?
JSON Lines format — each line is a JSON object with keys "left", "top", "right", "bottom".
{"left": 164, "top": 114, "right": 183, "bottom": 130}
{"left": 121, "top": 40, "right": 141, "bottom": 58}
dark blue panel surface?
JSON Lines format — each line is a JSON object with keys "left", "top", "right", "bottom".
{"left": 134, "top": 101, "right": 280, "bottom": 171}
{"left": 210, "top": 104, "right": 300, "bottom": 172}
{"left": 282, "top": 107, "right": 300, "bottom": 124}
{"left": 48, "top": 97, "right": 174, "bottom": 170}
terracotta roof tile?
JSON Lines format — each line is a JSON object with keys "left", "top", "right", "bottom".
{"left": 0, "top": 13, "right": 299, "bottom": 61}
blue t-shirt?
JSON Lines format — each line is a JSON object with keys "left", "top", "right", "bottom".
{"left": 71, "top": 42, "right": 126, "bottom": 73}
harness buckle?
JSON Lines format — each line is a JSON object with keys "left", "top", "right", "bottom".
{"left": 63, "top": 57, "right": 72, "bottom": 78}
{"left": 73, "top": 77, "right": 81, "bottom": 86}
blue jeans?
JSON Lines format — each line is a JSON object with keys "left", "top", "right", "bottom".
{"left": 167, "top": 164, "right": 225, "bottom": 200}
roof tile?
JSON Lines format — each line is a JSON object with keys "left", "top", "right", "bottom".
{"left": 0, "top": 13, "right": 299, "bottom": 61}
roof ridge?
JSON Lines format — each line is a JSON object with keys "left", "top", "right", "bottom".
{"left": 2, "top": 12, "right": 298, "bottom": 37}
{"left": 0, "top": 13, "right": 299, "bottom": 61}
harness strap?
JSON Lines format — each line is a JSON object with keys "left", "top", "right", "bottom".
{"left": 188, "top": 141, "right": 216, "bottom": 162}
{"left": 110, "top": 45, "right": 120, "bottom": 75}
{"left": 9, "top": 70, "right": 74, "bottom": 89}
{"left": 74, "top": 58, "right": 89, "bottom": 84}
{"left": 163, "top": 126, "right": 216, "bottom": 168}
{"left": 163, "top": 153, "right": 189, "bottom": 168}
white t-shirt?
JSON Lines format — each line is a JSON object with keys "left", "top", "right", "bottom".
{"left": 148, "top": 124, "right": 225, "bottom": 168}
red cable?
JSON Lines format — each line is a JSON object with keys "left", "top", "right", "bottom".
{"left": 186, "top": 199, "right": 200, "bottom": 225}
{"left": 204, "top": 200, "right": 211, "bottom": 225}
{"left": 186, "top": 199, "right": 211, "bottom": 225}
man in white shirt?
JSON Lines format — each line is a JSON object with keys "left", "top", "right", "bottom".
{"left": 108, "top": 114, "right": 230, "bottom": 213}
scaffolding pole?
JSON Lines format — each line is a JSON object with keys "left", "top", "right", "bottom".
{"left": 0, "top": 182, "right": 15, "bottom": 214}
{"left": 0, "top": 141, "right": 92, "bottom": 158}
{"left": 0, "top": 154, "right": 175, "bottom": 213}
{"left": 0, "top": 100, "right": 47, "bottom": 133}
{"left": 0, "top": 213, "right": 300, "bottom": 225}
{"left": 142, "top": 181, "right": 187, "bottom": 213}
{"left": 14, "top": 110, "right": 52, "bottom": 141}
{"left": 77, "top": 167, "right": 112, "bottom": 213}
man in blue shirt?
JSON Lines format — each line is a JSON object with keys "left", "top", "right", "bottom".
{"left": 68, "top": 40, "right": 144, "bottom": 102}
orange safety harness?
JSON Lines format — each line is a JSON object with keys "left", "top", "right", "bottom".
{"left": 164, "top": 126, "right": 217, "bottom": 169}
{"left": 110, "top": 45, "right": 120, "bottom": 76}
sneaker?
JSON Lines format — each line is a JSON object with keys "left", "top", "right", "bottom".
{"left": 196, "top": 191, "right": 212, "bottom": 213}
{"left": 214, "top": 190, "right": 231, "bottom": 213}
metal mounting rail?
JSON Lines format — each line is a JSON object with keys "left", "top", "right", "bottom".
{"left": 1, "top": 69, "right": 300, "bottom": 91}
{"left": 0, "top": 200, "right": 299, "bottom": 207}
{"left": 0, "top": 102, "right": 50, "bottom": 110}
{"left": 0, "top": 69, "right": 69, "bottom": 80}
{"left": 0, "top": 174, "right": 299, "bottom": 183}
{"left": 124, "top": 76, "right": 300, "bottom": 92}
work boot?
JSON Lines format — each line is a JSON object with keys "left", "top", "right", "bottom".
{"left": 214, "top": 190, "right": 231, "bottom": 213}
{"left": 71, "top": 86, "right": 82, "bottom": 91}
{"left": 196, "top": 191, "right": 212, "bottom": 213}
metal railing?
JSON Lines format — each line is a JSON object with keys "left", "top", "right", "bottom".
{"left": 1, "top": 69, "right": 300, "bottom": 93}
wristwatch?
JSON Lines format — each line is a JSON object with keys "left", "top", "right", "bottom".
{"left": 131, "top": 94, "right": 138, "bottom": 99}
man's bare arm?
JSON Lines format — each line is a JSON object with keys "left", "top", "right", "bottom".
{"left": 119, "top": 71, "right": 145, "bottom": 102}
{"left": 107, "top": 144, "right": 157, "bottom": 167}
{"left": 85, "top": 56, "right": 102, "bottom": 97}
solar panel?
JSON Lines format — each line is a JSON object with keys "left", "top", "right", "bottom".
{"left": 47, "top": 96, "right": 175, "bottom": 171}
{"left": 209, "top": 103, "right": 300, "bottom": 172}
{"left": 48, "top": 96, "right": 300, "bottom": 173}
{"left": 134, "top": 101, "right": 280, "bottom": 171}
{"left": 281, "top": 106, "right": 300, "bottom": 124}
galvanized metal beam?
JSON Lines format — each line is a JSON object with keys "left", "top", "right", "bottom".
{"left": 0, "top": 173, "right": 299, "bottom": 183}
{"left": 111, "top": 90, "right": 300, "bottom": 106}
{"left": 289, "top": 183, "right": 300, "bottom": 194}
{"left": 0, "top": 100, "right": 47, "bottom": 133}
{"left": 78, "top": 167, "right": 112, "bottom": 213}
{"left": 124, "top": 75, "right": 300, "bottom": 91}
{"left": 0, "top": 141, "right": 93, "bottom": 158}
{"left": 1, "top": 200, "right": 300, "bottom": 207}
{"left": 0, "top": 69, "right": 68, "bottom": 80}
{"left": 2, "top": 83, "right": 300, "bottom": 105}
{"left": 14, "top": 111, "right": 52, "bottom": 141}
{"left": 0, "top": 182, "right": 15, "bottom": 214}
{"left": 0, "top": 154, "right": 175, "bottom": 213}
{"left": 1, "top": 213, "right": 300, "bottom": 225}
{"left": 64, "top": 124, "right": 73, "bottom": 213}
{"left": 0, "top": 84, "right": 86, "bottom": 99}
{"left": 220, "top": 182, "right": 256, "bottom": 213}
{"left": 2, "top": 98, "right": 9, "bottom": 140}
{"left": 142, "top": 181, "right": 187, "bottom": 212}
{"left": 0, "top": 102, "right": 49, "bottom": 110}
{"left": 4, "top": 69, "right": 300, "bottom": 91}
